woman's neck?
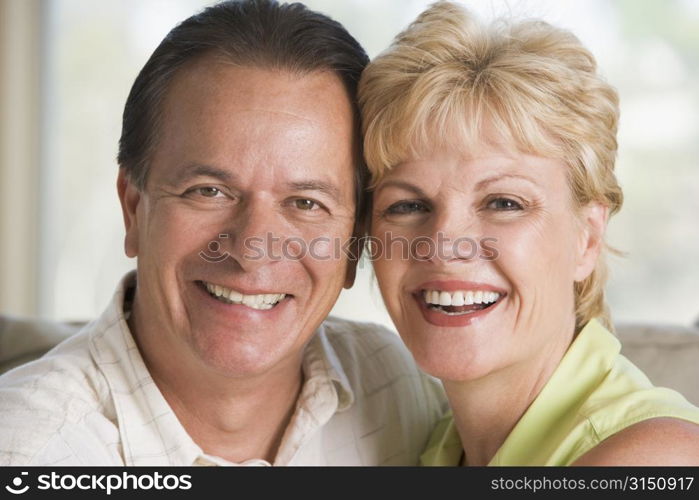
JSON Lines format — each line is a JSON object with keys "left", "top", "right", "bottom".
{"left": 443, "top": 325, "right": 575, "bottom": 466}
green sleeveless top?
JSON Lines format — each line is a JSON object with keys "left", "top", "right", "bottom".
{"left": 420, "top": 319, "right": 699, "bottom": 466}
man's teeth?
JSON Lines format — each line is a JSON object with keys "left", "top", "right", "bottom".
{"left": 204, "top": 282, "right": 285, "bottom": 310}
{"left": 422, "top": 289, "right": 500, "bottom": 306}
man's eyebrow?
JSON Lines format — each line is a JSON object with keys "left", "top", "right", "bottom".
{"left": 374, "top": 180, "right": 429, "bottom": 198}
{"left": 287, "top": 180, "right": 342, "bottom": 200}
{"left": 169, "top": 164, "right": 235, "bottom": 185}
{"left": 474, "top": 173, "right": 540, "bottom": 190}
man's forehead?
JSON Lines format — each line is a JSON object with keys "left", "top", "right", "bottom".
{"left": 146, "top": 57, "right": 358, "bottom": 199}
{"left": 165, "top": 56, "right": 352, "bottom": 117}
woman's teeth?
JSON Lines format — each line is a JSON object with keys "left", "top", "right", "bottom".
{"left": 422, "top": 289, "right": 500, "bottom": 315}
{"left": 203, "top": 281, "right": 286, "bottom": 310}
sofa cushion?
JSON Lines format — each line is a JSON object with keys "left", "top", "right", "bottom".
{"left": 0, "top": 315, "right": 79, "bottom": 374}
{"left": 1, "top": 316, "right": 698, "bottom": 406}
{"left": 616, "top": 322, "right": 699, "bottom": 406}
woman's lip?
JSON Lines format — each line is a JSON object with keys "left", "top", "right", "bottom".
{"left": 413, "top": 280, "right": 507, "bottom": 294}
{"left": 412, "top": 292, "right": 504, "bottom": 327}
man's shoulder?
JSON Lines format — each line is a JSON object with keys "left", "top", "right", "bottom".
{"left": 316, "top": 316, "right": 446, "bottom": 465}
{"left": 323, "top": 316, "right": 407, "bottom": 352}
{"left": 320, "top": 315, "right": 444, "bottom": 393}
{"left": 0, "top": 327, "right": 117, "bottom": 464}
{"left": 321, "top": 315, "right": 411, "bottom": 363}
{"left": 0, "top": 325, "right": 103, "bottom": 395}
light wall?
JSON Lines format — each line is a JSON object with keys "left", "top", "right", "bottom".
{"left": 0, "top": 0, "right": 41, "bottom": 316}
{"left": 1, "top": 0, "right": 698, "bottom": 328}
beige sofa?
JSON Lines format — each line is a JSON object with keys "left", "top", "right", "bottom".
{"left": 1, "top": 315, "right": 698, "bottom": 405}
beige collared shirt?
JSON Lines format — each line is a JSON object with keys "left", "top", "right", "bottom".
{"left": 0, "top": 272, "right": 445, "bottom": 465}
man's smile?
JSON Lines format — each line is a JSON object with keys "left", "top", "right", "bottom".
{"left": 197, "top": 280, "right": 290, "bottom": 311}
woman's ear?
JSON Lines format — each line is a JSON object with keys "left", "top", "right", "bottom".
{"left": 117, "top": 169, "right": 142, "bottom": 258}
{"left": 574, "top": 202, "right": 609, "bottom": 282}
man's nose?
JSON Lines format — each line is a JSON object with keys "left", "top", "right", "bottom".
{"left": 224, "top": 200, "right": 287, "bottom": 271}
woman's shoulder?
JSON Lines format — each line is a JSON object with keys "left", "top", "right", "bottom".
{"left": 527, "top": 320, "right": 699, "bottom": 465}
{"left": 572, "top": 324, "right": 699, "bottom": 464}
{"left": 573, "top": 417, "right": 699, "bottom": 465}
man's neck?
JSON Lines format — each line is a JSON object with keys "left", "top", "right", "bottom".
{"left": 127, "top": 298, "right": 305, "bottom": 464}
{"left": 157, "top": 365, "right": 304, "bottom": 464}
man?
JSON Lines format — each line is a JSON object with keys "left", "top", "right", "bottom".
{"left": 0, "top": 0, "right": 444, "bottom": 465}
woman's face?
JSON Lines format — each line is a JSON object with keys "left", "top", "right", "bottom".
{"left": 370, "top": 141, "right": 604, "bottom": 382}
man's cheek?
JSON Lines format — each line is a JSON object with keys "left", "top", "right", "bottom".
{"left": 307, "top": 237, "right": 333, "bottom": 261}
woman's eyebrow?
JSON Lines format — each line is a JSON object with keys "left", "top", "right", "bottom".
{"left": 374, "top": 180, "right": 429, "bottom": 198}
{"left": 474, "top": 173, "right": 540, "bottom": 190}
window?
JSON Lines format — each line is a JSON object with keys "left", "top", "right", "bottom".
{"left": 16, "top": 0, "right": 699, "bottom": 327}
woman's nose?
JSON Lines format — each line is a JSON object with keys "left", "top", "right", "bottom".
{"left": 420, "top": 210, "right": 483, "bottom": 263}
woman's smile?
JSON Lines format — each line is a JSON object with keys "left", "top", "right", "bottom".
{"left": 412, "top": 280, "right": 507, "bottom": 327}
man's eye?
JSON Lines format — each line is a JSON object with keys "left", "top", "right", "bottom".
{"left": 384, "top": 200, "right": 430, "bottom": 215}
{"left": 487, "top": 197, "right": 523, "bottom": 211}
{"left": 197, "top": 187, "right": 222, "bottom": 198}
{"left": 184, "top": 186, "right": 225, "bottom": 199}
{"left": 294, "top": 199, "right": 320, "bottom": 210}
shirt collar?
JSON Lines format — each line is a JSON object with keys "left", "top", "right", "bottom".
{"left": 308, "top": 325, "right": 354, "bottom": 411}
{"left": 269, "top": 323, "right": 355, "bottom": 464}
{"left": 89, "top": 271, "right": 355, "bottom": 466}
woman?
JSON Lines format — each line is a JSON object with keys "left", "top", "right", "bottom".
{"left": 358, "top": 1, "right": 699, "bottom": 465}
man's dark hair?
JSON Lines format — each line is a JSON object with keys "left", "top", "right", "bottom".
{"left": 117, "top": 0, "right": 370, "bottom": 213}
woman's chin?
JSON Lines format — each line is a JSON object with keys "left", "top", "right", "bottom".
{"left": 393, "top": 307, "right": 511, "bottom": 381}
{"left": 407, "top": 336, "right": 496, "bottom": 382}
{"left": 418, "top": 357, "right": 491, "bottom": 382}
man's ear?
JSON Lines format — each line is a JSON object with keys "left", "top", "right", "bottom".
{"left": 344, "top": 214, "right": 367, "bottom": 289}
{"left": 117, "top": 168, "right": 142, "bottom": 258}
{"left": 343, "top": 232, "right": 363, "bottom": 289}
{"left": 574, "top": 202, "right": 609, "bottom": 282}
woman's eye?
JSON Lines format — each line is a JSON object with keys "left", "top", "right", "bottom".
{"left": 385, "top": 200, "right": 429, "bottom": 215}
{"left": 294, "top": 199, "right": 319, "bottom": 211}
{"left": 487, "top": 197, "right": 523, "bottom": 211}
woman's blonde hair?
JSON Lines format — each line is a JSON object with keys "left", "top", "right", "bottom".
{"left": 359, "top": 0, "right": 623, "bottom": 330}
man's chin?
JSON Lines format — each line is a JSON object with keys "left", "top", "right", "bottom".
{"left": 181, "top": 280, "right": 314, "bottom": 377}
{"left": 189, "top": 330, "right": 298, "bottom": 379}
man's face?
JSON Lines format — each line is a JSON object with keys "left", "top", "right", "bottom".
{"left": 118, "top": 60, "right": 357, "bottom": 378}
